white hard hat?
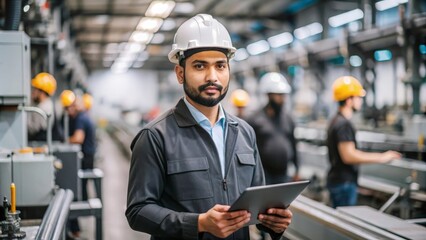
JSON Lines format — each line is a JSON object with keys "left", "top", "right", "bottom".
{"left": 168, "top": 14, "right": 236, "bottom": 64}
{"left": 259, "top": 72, "right": 291, "bottom": 94}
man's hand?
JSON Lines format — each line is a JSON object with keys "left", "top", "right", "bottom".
{"left": 258, "top": 208, "right": 292, "bottom": 233}
{"left": 198, "top": 204, "right": 251, "bottom": 238}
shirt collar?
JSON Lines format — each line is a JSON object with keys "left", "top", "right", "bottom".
{"left": 183, "top": 97, "right": 226, "bottom": 127}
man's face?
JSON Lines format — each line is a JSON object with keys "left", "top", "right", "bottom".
{"left": 351, "top": 96, "right": 363, "bottom": 111}
{"left": 268, "top": 93, "right": 285, "bottom": 106}
{"left": 31, "top": 88, "right": 42, "bottom": 103}
{"left": 175, "top": 51, "right": 230, "bottom": 107}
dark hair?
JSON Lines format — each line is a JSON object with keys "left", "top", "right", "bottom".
{"left": 179, "top": 47, "right": 230, "bottom": 67}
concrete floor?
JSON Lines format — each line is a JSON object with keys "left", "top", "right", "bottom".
{"left": 79, "top": 130, "right": 150, "bottom": 240}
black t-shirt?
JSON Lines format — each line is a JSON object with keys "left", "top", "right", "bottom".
{"left": 326, "top": 112, "right": 358, "bottom": 185}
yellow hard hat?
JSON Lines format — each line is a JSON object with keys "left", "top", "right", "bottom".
{"left": 31, "top": 72, "right": 57, "bottom": 96}
{"left": 332, "top": 76, "right": 366, "bottom": 101}
{"left": 231, "top": 89, "right": 250, "bottom": 107}
{"left": 82, "top": 93, "right": 93, "bottom": 110}
{"left": 60, "top": 90, "right": 76, "bottom": 107}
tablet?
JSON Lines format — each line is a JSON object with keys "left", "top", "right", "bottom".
{"left": 228, "top": 180, "right": 310, "bottom": 225}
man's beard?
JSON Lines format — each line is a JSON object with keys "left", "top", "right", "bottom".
{"left": 183, "top": 77, "right": 228, "bottom": 107}
{"left": 268, "top": 99, "right": 283, "bottom": 116}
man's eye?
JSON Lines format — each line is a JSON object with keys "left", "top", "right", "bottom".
{"left": 217, "top": 64, "right": 227, "bottom": 69}
{"left": 194, "top": 64, "right": 204, "bottom": 69}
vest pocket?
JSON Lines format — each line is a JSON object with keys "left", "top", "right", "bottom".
{"left": 236, "top": 153, "right": 255, "bottom": 193}
{"left": 167, "top": 157, "right": 213, "bottom": 201}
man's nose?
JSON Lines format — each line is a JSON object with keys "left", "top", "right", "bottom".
{"left": 206, "top": 66, "right": 218, "bottom": 82}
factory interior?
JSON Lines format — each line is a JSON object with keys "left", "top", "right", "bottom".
{"left": 1, "top": 0, "right": 426, "bottom": 239}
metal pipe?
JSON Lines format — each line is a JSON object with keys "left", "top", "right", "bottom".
{"left": 35, "top": 189, "right": 65, "bottom": 240}
{"left": 51, "top": 190, "right": 74, "bottom": 240}
{"left": 18, "top": 105, "right": 53, "bottom": 154}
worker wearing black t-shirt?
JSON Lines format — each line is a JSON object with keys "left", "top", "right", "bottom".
{"left": 327, "top": 76, "right": 401, "bottom": 208}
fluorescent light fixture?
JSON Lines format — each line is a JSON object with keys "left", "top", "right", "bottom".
{"left": 145, "top": 1, "right": 176, "bottom": 18}
{"left": 374, "top": 50, "right": 392, "bottom": 61}
{"left": 132, "top": 61, "right": 145, "bottom": 68}
{"left": 328, "top": 9, "right": 364, "bottom": 28}
{"left": 174, "top": 2, "right": 195, "bottom": 14}
{"left": 151, "top": 33, "right": 165, "bottom": 44}
{"left": 268, "top": 32, "right": 293, "bottom": 48}
{"left": 94, "top": 15, "right": 109, "bottom": 24}
{"left": 247, "top": 40, "right": 270, "bottom": 55}
{"left": 130, "top": 31, "right": 153, "bottom": 44}
{"left": 105, "top": 43, "right": 119, "bottom": 54}
{"left": 125, "top": 43, "right": 146, "bottom": 53}
{"left": 111, "top": 62, "right": 130, "bottom": 74}
{"left": 137, "top": 17, "right": 163, "bottom": 32}
{"left": 233, "top": 48, "right": 249, "bottom": 61}
{"left": 294, "top": 22, "right": 323, "bottom": 40}
{"left": 161, "top": 18, "right": 176, "bottom": 31}
{"left": 349, "top": 55, "right": 362, "bottom": 67}
{"left": 375, "top": 0, "right": 408, "bottom": 11}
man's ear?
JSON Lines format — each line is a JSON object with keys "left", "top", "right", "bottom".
{"left": 175, "top": 65, "right": 184, "bottom": 84}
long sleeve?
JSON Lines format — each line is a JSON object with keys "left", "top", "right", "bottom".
{"left": 125, "top": 129, "right": 200, "bottom": 240}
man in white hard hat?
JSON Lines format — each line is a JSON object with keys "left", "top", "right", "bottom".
{"left": 248, "top": 72, "right": 300, "bottom": 185}
{"left": 126, "top": 14, "right": 292, "bottom": 240}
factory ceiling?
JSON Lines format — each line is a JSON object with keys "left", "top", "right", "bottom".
{"left": 64, "top": 0, "right": 351, "bottom": 72}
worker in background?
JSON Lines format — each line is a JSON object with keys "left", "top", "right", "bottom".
{"left": 247, "top": 72, "right": 299, "bottom": 185}
{"left": 61, "top": 90, "right": 97, "bottom": 239}
{"left": 82, "top": 93, "right": 93, "bottom": 111}
{"left": 230, "top": 89, "right": 250, "bottom": 119}
{"left": 327, "top": 76, "right": 401, "bottom": 208}
{"left": 126, "top": 14, "right": 292, "bottom": 240}
{"left": 60, "top": 90, "right": 97, "bottom": 200}
{"left": 28, "top": 72, "right": 63, "bottom": 141}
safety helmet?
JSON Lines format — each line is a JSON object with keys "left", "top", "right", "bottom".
{"left": 31, "top": 72, "right": 57, "bottom": 96}
{"left": 168, "top": 14, "right": 236, "bottom": 64}
{"left": 231, "top": 89, "right": 250, "bottom": 107}
{"left": 82, "top": 93, "right": 93, "bottom": 110}
{"left": 259, "top": 72, "right": 291, "bottom": 94}
{"left": 60, "top": 90, "right": 76, "bottom": 107}
{"left": 332, "top": 76, "right": 366, "bottom": 101}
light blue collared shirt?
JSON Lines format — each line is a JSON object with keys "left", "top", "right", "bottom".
{"left": 183, "top": 97, "right": 227, "bottom": 177}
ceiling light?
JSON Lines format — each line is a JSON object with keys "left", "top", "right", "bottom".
{"left": 374, "top": 50, "right": 392, "bottom": 61}
{"left": 268, "top": 32, "right": 293, "bottom": 48}
{"left": 173, "top": 2, "right": 194, "bottom": 14}
{"left": 145, "top": 1, "right": 176, "bottom": 18}
{"left": 125, "top": 43, "right": 146, "bottom": 53}
{"left": 375, "top": 0, "right": 408, "bottom": 11}
{"left": 94, "top": 15, "right": 109, "bottom": 25}
{"left": 130, "top": 31, "right": 153, "bottom": 44}
{"left": 132, "top": 61, "right": 145, "bottom": 68}
{"left": 349, "top": 55, "right": 362, "bottom": 67}
{"left": 233, "top": 48, "right": 249, "bottom": 61}
{"left": 294, "top": 22, "right": 323, "bottom": 40}
{"left": 137, "top": 17, "right": 164, "bottom": 32}
{"left": 105, "top": 43, "right": 119, "bottom": 53}
{"left": 328, "top": 9, "right": 364, "bottom": 28}
{"left": 161, "top": 19, "right": 176, "bottom": 31}
{"left": 247, "top": 40, "right": 270, "bottom": 55}
{"left": 151, "top": 33, "right": 165, "bottom": 44}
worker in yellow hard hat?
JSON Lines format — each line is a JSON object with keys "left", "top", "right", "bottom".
{"left": 60, "top": 89, "right": 97, "bottom": 238}
{"left": 82, "top": 93, "right": 93, "bottom": 111}
{"left": 28, "top": 72, "right": 63, "bottom": 141}
{"left": 230, "top": 89, "right": 250, "bottom": 118}
{"left": 326, "top": 76, "right": 401, "bottom": 208}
